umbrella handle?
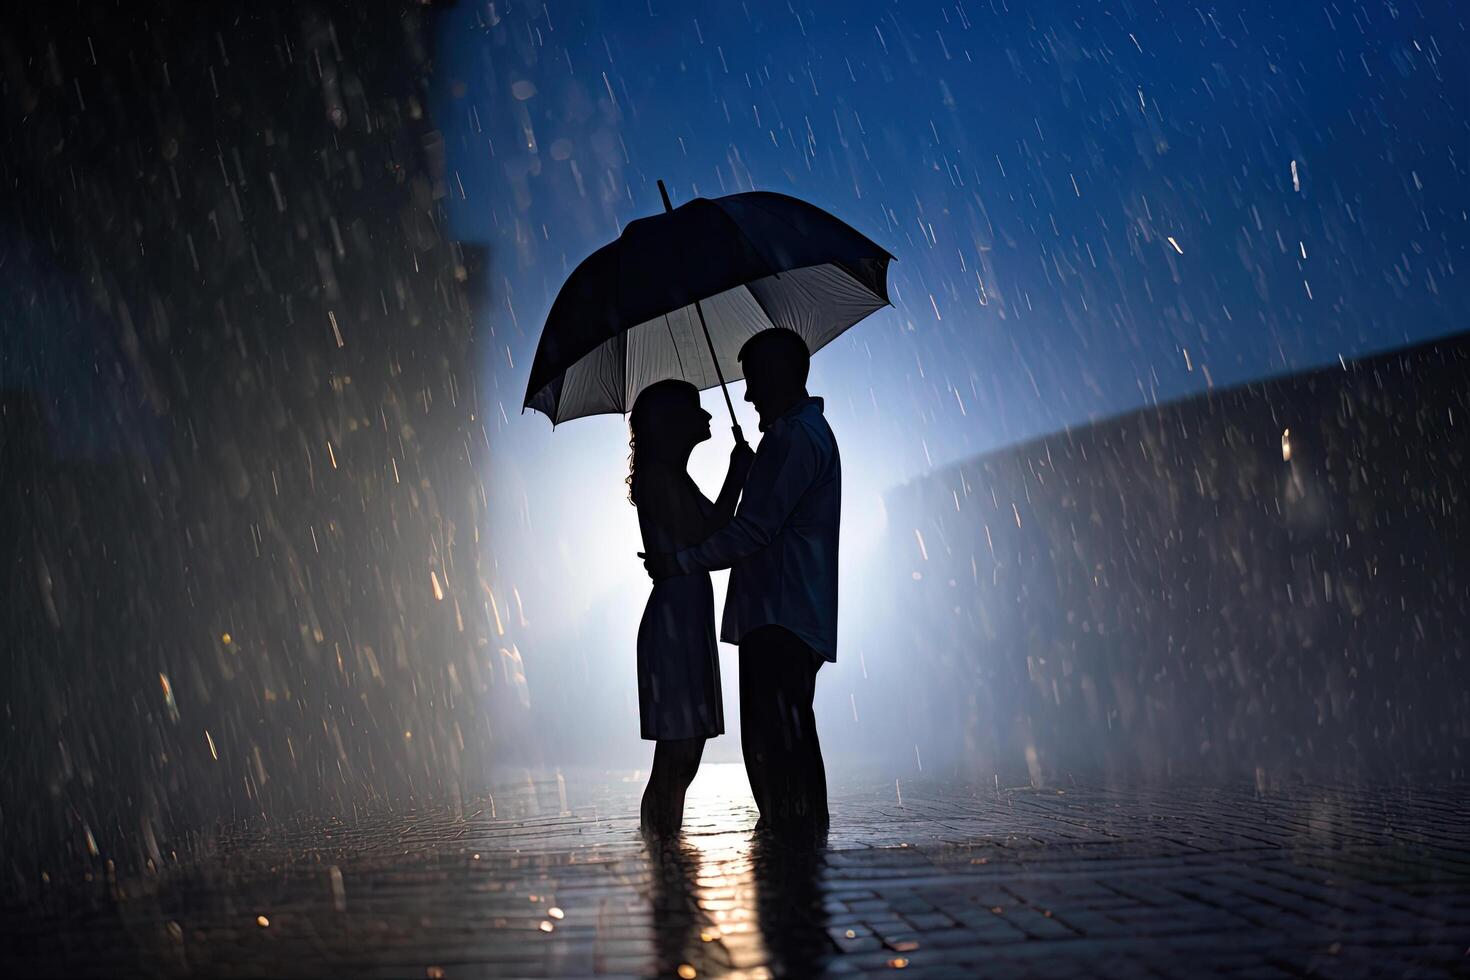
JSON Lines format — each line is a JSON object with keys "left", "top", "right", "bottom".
{"left": 660, "top": 179, "right": 746, "bottom": 442}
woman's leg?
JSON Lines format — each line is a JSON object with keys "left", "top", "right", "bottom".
{"left": 641, "top": 736, "right": 707, "bottom": 836}
{"left": 643, "top": 740, "right": 692, "bottom": 836}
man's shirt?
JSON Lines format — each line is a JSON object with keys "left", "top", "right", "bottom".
{"left": 673, "top": 397, "right": 840, "bottom": 661}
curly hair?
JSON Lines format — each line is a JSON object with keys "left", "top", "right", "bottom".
{"left": 625, "top": 424, "right": 639, "bottom": 505}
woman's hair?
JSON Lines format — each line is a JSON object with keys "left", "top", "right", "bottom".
{"left": 627, "top": 379, "right": 699, "bottom": 505}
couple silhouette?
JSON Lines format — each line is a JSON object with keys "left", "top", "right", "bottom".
{"left": 631, "top": 328, "right": 838, "bottom": 841}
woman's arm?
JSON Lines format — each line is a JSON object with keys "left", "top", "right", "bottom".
{"left": 674, "top": 427, "right": 815, "bottom": 574}
{"left": 704, "top": 442, "right": 756, "bottom": 533}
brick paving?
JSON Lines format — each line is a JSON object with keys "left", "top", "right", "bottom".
{"left": 3, "top": 764, "right": 1467, "bottom": 978}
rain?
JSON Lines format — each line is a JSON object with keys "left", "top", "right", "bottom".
{"left": 2, "top": 1, "right": 1467, "bottom": 976}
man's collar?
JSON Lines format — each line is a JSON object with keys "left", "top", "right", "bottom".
{"left": 759, "top": 396, "right": 823, "bottom": 432}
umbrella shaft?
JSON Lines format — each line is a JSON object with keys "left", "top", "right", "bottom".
{"left": 660, "top": 179, "right": 744, "bottom": 443}
{"left": 694, "top": 297, "right": 740, "bottom": 429}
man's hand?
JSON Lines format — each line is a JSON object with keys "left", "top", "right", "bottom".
{"left": 639, "top": 551, "right": 681, "bottom": 581}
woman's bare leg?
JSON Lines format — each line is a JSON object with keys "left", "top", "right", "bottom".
{"left": 641, "top": 737, "right": 707, "bottom": 837}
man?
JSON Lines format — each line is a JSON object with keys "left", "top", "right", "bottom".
{"left": 643, "top": 328, "right": 839, "bottom": 836}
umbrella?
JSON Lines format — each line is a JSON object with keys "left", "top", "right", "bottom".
{"left": 523, "top": 182, "right": 892, "bottom": 440}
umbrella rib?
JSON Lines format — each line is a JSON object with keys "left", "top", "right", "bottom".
{"left": 733, "top": 195, "right": 895, "bottom": 307}
{"left": 620, "top": 317, "right": 631, "bottom": 415}
{"left": 740, "top": 193, "right": 896, "bottom": 261}
{"left": 615, "top": 227, "right": 632, "bottom": 414}
{"left": 713, "top": 203, "right": 783, "bottom": 281}
{"left": 663, "top": 313, "right": 688, "bottom": 379}
{"left": 742, "top": 279, "right": 782, "bottom": 337}
{"left": 831, "top": 257, "right": 894, "bottom": 307}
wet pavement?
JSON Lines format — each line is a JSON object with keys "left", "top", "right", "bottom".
{"left": 3, "top": 764, "right": 1467, "bottom": 978}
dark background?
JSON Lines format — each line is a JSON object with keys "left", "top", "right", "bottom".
{"left": 2, "top": 1, "right": 522, "bottom": 887}
{"left": 2, "top": 0, "right": 1466, "bottom": 893}
{"left": 877, "top": 332, "right": 1469, "bottom": 785}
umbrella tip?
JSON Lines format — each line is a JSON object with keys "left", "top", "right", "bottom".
{"left": 657, "top": 179, "right": 673, "bottom": 213}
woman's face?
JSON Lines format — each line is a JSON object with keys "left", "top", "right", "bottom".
{"left": 636, "top": 384, "right": 711, "bottom": 453}
{"left": 680, "top": 391, "right": 713, "bottom": 446}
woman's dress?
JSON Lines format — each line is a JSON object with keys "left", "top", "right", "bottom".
{"left": 635, "top": 462, "right": 725, "bottom": 741}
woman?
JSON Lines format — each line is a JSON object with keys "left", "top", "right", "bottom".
{"left": 628, "top": 379, "right": 754, "bottom": 836}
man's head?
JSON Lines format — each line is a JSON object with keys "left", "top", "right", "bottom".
{"left": 738, "top": 328, "right": 810, "bottom": 426}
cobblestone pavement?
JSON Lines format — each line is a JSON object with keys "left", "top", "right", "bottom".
{"left": 3, "top": 764, "right": 1468, "bottom": 978}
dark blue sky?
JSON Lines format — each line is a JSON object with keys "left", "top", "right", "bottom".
{"left": 432, "top": 0, "right": 1467, "bottom": 757}
{"left": 438, "top": 0, "right": 1465, "bottom": 466}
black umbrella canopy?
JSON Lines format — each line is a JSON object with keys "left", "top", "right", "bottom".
{"left": 524, "top": 190, "right": 892, "bottom": 425}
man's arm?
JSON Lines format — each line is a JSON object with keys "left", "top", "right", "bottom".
{"left": 673, "top": 422, "right": 818, "bottom": 574}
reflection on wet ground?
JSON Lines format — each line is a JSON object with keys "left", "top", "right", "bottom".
{"left": 647, "top": 764, "right": 832, "bottom": 978}
{"left": 3, "top": 764, "right": 1468, "bottom": 977}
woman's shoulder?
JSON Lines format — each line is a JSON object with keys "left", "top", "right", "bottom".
{"left": 634, "top": 459, "right": 682, "bottom": 486}
{"left": 636, "top": 462, "right": 706, "bottom": 518}
{"left": 632, "top": 460, "right": 684, "bottom": 501}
